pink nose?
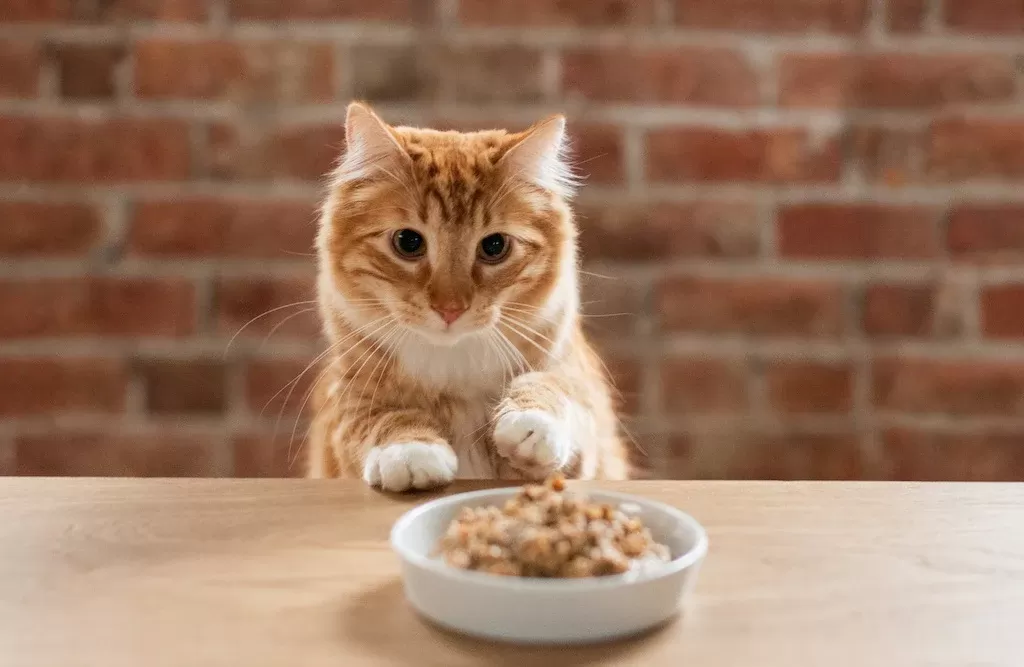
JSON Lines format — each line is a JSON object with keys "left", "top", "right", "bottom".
{"left": 432, "top": 304, "right": 467, "bottom": 325}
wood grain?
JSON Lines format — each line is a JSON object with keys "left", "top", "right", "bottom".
{"left": 1, "top": 479, "right": 1022, "bottom": 666}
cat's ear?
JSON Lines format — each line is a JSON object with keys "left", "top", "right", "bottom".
{"left": 497, "top": 115, "right": 577, "bottom": 199}
{"left": 335, "top": 102, "right": 409, "bottom": 184}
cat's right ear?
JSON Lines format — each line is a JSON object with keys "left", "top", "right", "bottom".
{"left": 335, "top": 102, "right": 409, "bottom": 184}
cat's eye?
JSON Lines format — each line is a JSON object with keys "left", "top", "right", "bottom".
{"left": 478, "top": 233, "right": 511, "bottom": 264}
{"left": 391, "top": 229, "right": 426, "bottom": 259}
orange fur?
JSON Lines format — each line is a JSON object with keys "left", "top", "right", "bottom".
{"left": 306, "top": 103, "right": 629, "bottom": 491}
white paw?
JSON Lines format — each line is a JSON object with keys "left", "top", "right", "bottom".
{"left": 493, "top": 409, "right": 572, "bottom": 475}
{"left": 363, "top": 442, "right": 457, "bottom": 492}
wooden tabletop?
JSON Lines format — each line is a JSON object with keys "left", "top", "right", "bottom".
{"left": 1, "top": 479, "right": 1022, "bottom": 667}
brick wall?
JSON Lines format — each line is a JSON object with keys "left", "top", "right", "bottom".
{"left": 3, "top": 0, "right": 1024, "bottom": 480}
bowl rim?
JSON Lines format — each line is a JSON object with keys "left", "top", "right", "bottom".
{"left": 390, "top": 487, "right": 709, "bottom": 590}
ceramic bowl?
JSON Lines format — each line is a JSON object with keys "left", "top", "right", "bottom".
{"left": 390, "top": 487, "right": 708, "bottom": 644}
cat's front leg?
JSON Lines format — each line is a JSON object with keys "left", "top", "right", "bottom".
{"left": 492, "top": 372, "right": 582, "bottom": 478}
{"left": 352, "top": 408, "right": 457, "bottom": 492}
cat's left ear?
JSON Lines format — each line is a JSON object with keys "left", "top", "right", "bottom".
{"left": 334, "top": 102, "right": 410, "bottom": 185}
{"left": 497, "top": 115, "right": 577, "bottom": 199}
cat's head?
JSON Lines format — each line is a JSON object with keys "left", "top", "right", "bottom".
{"left": 318, "top": 103, "right": 579, "bottom": 347}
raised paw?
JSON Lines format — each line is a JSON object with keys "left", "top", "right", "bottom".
{"left": 362, "top": 442, "right": 457, "bottom": 492}
{"left": 492, "top": 409, "right": 572, "bottom": 477}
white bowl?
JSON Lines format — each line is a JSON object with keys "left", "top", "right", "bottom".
{"left": 390, "top": 487, "right": 708, "bottom": 644}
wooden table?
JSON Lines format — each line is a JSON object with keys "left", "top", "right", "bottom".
{"left": 1, "top": 479, "right": 1022, "bottom": 666}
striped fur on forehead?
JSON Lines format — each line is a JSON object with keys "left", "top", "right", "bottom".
{"left": 399, "top": 129, "right": 511, "bottom": 227}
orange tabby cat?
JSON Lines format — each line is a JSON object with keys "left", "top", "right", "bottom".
{"left": 307, "top": 102, "right": 629, "bottom": 490}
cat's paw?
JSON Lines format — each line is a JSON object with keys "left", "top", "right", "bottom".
{"left": 493, "top": 409, "right": 572, "bottom": 477}
{"left": 362, "top": 442, "right": 457, "bottom": 492}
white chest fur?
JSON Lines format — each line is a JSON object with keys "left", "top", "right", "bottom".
{"left": 393, "top": 333, "right": 514, "bottom": 478}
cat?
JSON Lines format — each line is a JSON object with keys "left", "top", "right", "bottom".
{"left": 306, "top": 102, "right": 629, "bottom": 491}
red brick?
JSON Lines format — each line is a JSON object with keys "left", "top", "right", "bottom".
{"left": 853, "top": 125, "right": 923, "bottom": 185}
{"left": 134, "top": 39, "right": 334, "bottom": 102}
{"left": 244, "top": 358, "right": 318, "bottom": 417}
{"left": 55, "top": 43, "right": 124, "bottom": 99}
{"left": 6, "top": 1, "right": 197, "bottom": 22}
{"left": 350, "top": 44, "right": 439, "bottom": 102}
{"left": 216, "top": 276, "right": 319, "bottom": 340}
{"left": 570, "top": 124, "right": 624, "bottom": 185}
{"left": 0, "top": 0, "right": 73, "bottom": 22}
{"left": 138, "top": 360, "right": 226, "bottom": 414}
{"left": 16, "top": 431, "right": 220, "bottom": 476}
{"left": 0, "top": 358, "right": 126, "bottom": 416}
{"left": 887, "top": 0, "right": 927, "bottom": 31}
{"left": 657, "top": 277, "right": 845, "bottom": 337}
{"left": 777, "top": 204, "right": 940, "bottom": 259}
{"left": 661, "top": 356, "right": 749, "bottom": 414}
{"left": 645, "top": 127, "right": 841, "bottom": 183}
{"left": 945, "top": 0, "right": 1024, "bottom": 33}
{"left": 862, "top": 284, "right": 935, "bottom": 337}
{"left": 80, "top": 0, "right": 207, "bottom": 21}
{"left": 128, "top": 198, "right": 317, "bottom": 258}
{"left": 779, "top": 53, "right": 1014, "bottom": 108}
{"left": 948, "top": 205, "right": 1024, "bottom": 261}
{"left": 0, "top": 277, "right": 196, "bottom": 339}
{"left": 356, "top": 45, "right": 545, "bottom": 103}
{"left": 0, "top": 437, "right": 12, "bottom": 475}
{"left": 667, "top": 430, "right": 869, "bottom": 480}
{"left": 577, "top": 201, "right": 759, "bottom": 261}
{"left": 882, "top": 428, "right": 1024, "bottom": 481}
{"left": 0, "top": 116, "right": 190, "bottom": 182}
{"left": 0, "top": 40, "right": 40, "bottom": 97}
{"left": 233, "top": 432, "right": 303, "bottom": 478}
{"left": 205, "top": 122, "right": 345, "bottom": 181}
{"left": 459, "top": 0, "right": 655, "bottom": 25}
{"left": 927, "top": 118, "right": 1024, "bottom": 181}
{"left": 673, "top": 0, "right": 867, "bottom": 33}
{"left": 873, "top": 357, "right": 1024, "bottom": 415}
{"left": 562, "top": 47, "right": 757, "bottom": 106}
{"left": 765, "top": 360, "right": 854, "bottom": 414}
{"left": 446, "top": 46, "right": 547, "bottom": 104}
{"left": 981, "top": 285, "right": 1024, "bottom": 338}
{"left": 228, "top": 0, "right": 422, "bottom": 21}
{"left": 0, "top": 202, "right": 101, "bottom": 256}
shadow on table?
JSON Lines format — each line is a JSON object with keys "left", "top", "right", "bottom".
{"left": 338, "top": 578, "right": 673, "bottom": 665}
{"left": 375, "top": 481, "right": 521, "bottom": 505}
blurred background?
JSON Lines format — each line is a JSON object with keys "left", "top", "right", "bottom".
{"left": 2, "top": 0, "right": 1024, "bottom": 480}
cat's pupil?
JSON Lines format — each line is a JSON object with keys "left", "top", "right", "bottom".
{"left": 481, "top": 234, "right": 506, "bottom": 257}
{"left": 394, "top": 229, "right": 423, "bottom": 255}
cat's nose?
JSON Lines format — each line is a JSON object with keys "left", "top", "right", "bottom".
{"left": 432, "top": 302, "right": 467, "bottom": 325}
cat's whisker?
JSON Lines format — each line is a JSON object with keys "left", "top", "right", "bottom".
{"left": 224, "top": 300, "right": 317, "bottom": 356}
{"left": 500, "top": 318, "right": 553, "bottom": 359}
{"left": 486, "top": 330, "right": 514, "bottom": 384}
{"left": 578, "top": 269, "right": 619, "bottom": 280}
{"left": 500, "top": 304, "right": 557, "bottom": 324}
{"left": 500, "top": 313, "right": 559, "bottom": 347}
{"left": 259, "top": 307, "right": 316, "bottom": 349}
{"left": 264, "top": 315, "right": 392, "bottom": 420}
{"left": 288, "top": 318, "right": 399, "bottom": 456}
{"left": 269, "top": 316, "right": 396, "bottom": 465}
{"left": 293, "top": 322, "right": 404, "bottom": 469}
{"left": 361, "top": 324, "right": 408, "bottom": 427}
{"left": 496, "top": 328, "right": 531, "bottom": 373}
{"left": 328, "top": 320, "right": 402, "bottom": 421}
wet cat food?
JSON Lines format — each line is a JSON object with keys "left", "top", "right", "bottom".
{"left": 437, "top": 476, "right": 671, "bottom": 578}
